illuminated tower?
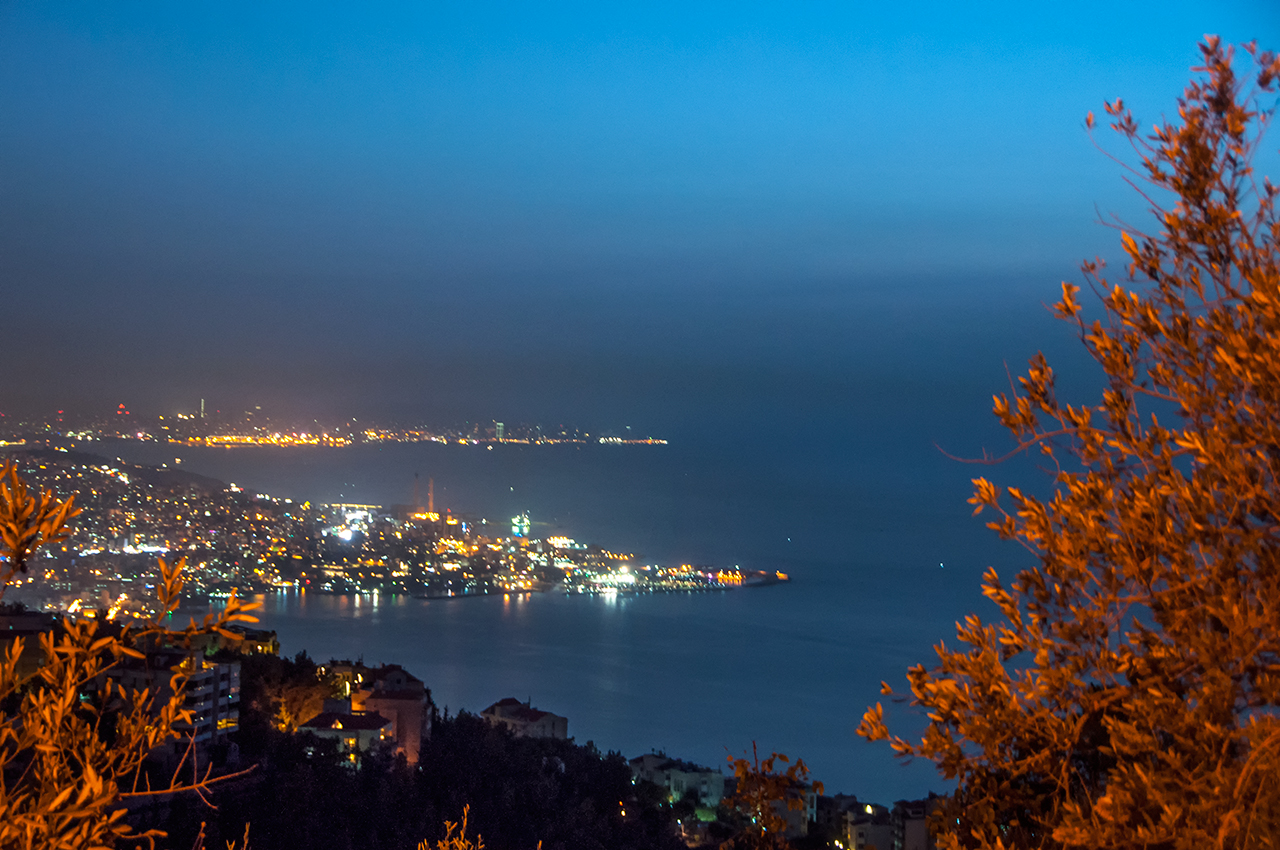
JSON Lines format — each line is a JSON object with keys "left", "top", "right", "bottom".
{"left": 511, "top": 512, "right": 530, "bottom": 538}
{"left": 496, "top": 421, "right": 505, "bottom": 441}
{"left": 428, "top": 478, "right": 434, "bottom": 514}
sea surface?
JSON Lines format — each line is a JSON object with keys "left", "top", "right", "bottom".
{"left": 88, "top": 274, "right": 1092, "bottom": 804}
{"left": 100, "top": 408, "right": 1040, "bottom": 804}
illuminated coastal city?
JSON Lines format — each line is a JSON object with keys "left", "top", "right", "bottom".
{"left": 0, "top": 446, "right": 782, "bottom": 618}
{"left": 0, "top": 404, "right": 668, "bottom": 448}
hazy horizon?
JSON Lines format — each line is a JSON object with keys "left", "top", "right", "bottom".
{"left": 4, "top": 2, "right": 1275, "bottom": 424}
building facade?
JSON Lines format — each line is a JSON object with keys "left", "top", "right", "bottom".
{"left": 113, "top": 648, "right": 241, "bottom": 752}
{"left": 481, "top": 697, "right": 568, "bottom": 739}
{"left": 321, "top": 660, "right": 434, "bottom": 764}
{"left": 298, "top": 708, "right": 394, "bottom": 765}
{"left": 849, "top": 802, "right": 893, "bottom": 850}
{"left": 892, "top": 796, "right": 944, "bottom": 850}
{"left": 628, "top": 753, "right": 727, "bottom": 806}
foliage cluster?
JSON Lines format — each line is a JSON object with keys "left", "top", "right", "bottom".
{"left": 720, "top": 744, "right": 822, "bottom": 850}
{"left": 0, "top": 460, "right": 259, "bottom": 850}
{"left": 860, "top": 39, "right": 1280, "bottom": 850}
{"left": 236, "top": 650, "right": 339, "bottom": 734}
{"left": 418, "top": 806, "right": 486, "bottom": 850}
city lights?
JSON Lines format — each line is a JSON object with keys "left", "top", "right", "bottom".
{"left": 0, "top": 451, "right": 786, "bottom": 613}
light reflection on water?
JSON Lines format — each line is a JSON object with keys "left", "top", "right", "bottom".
{"left": 249, "top": 584, "right": 945, "bottom": 802}
{"left": 109, "top": 438, "right": 1004, "bottom": 802}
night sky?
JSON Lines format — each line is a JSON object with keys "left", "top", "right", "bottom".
{"left": 1, "top": 0, "right": 1274, "bottom": 428}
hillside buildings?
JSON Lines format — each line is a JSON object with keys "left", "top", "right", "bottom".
{"left": 847, "top": 801, "right": 893, "bottom": 850}
{"left": 112, "top": 647, "right": 241, "bottom": 754}
{"left": 628, "top": 753, "right": 727, "bottom": 806}
{"left": 891, "top": 796, "right": 944, "bottom": 850}
{"left": 298, "top": 705, "right": 394, "bottom": 764}
{"left": 322, "top": 661, "right": 433, "bottom": 764}
{"left": 0, "top": 606, "right": 59, "bottom": 678}
{"left": 481, "top": 697, "right": 568, "bottom": 739}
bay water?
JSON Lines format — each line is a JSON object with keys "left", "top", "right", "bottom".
{"left": 91, "top": 272, "right": 1088, "bottom": 804}
{"left": 102, "top": 418, "right": 1032, "bottom": 804}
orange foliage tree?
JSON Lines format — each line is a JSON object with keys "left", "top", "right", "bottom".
{"left": 721, "top": 744, "right": 822, "bottom": 850}
{"left": 859, "top": 39, "right": 1280, "bottom": 850}
{"left": 0, "top": 461, "right": 259, "bottom": 849}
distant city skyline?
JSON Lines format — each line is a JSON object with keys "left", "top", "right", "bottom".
{"left": 0, "top": 402, "right": 668, "bottom": 447}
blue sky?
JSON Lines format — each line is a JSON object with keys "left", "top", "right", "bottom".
{"left": 0, "top": 1, "right": 1275, "bottom": 421}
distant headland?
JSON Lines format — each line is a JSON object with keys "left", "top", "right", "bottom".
{"left": 0, "top": 447, "right": 780, "bottom": 618}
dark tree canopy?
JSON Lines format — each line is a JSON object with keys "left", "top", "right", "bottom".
{"left": 167, "top": 710, "right": 686, "bottom": 850}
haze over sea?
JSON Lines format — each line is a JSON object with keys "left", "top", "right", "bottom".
{"left": 95, "top": 274, "right": 1100, "bottom": 805}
